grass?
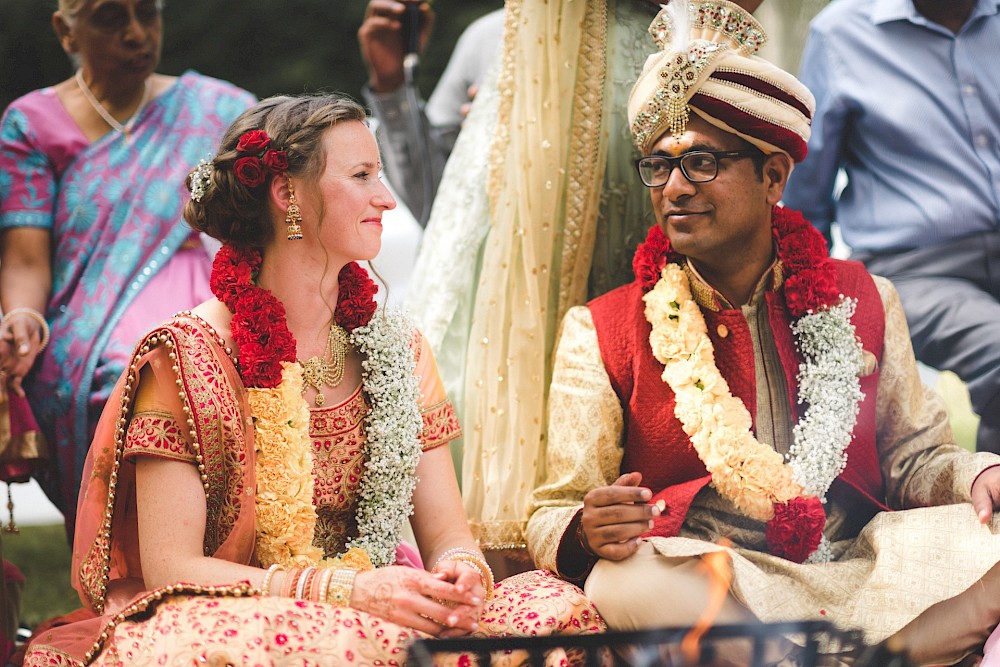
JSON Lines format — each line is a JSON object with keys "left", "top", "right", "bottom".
{"left": 0, "top": 373, "right": 980, "bottom": 633}
{"left": 938, "top": 370, "right": 978, "bottom": 452}
{"left": 3, "top": 523, "right": 78, "bottom": 630}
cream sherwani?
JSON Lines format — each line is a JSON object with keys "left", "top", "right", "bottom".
{"left": 527, "top": 273, "right": 1000, "bottom": 646}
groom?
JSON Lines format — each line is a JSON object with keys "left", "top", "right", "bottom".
{"left": 526, "top": 2, "right": 1000, "bottom": 664}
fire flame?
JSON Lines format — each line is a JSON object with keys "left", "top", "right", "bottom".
{"left": 680, "top": 538, "right": 734, "bottom": 664}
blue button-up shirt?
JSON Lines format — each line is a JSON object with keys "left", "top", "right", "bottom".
{"left": 783, "top": 0, "right": 1000, "bottom": 253}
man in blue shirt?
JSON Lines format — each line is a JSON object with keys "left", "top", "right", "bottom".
{"left": 783, "top": 0, "right": 1000, "bottom": 453}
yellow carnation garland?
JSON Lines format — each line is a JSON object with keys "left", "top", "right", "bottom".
{"left": 249, "top": 363, "right": 371, "bottom": 570}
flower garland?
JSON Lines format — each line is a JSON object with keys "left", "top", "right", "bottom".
{"left": 635, "top": 206, "right": 864, "bottom": 563}
{"left": 210, "top": 243, "right": 422, "bottom": 568}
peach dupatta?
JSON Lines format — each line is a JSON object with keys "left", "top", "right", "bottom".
{"left": 28, "top": 315, "right": 257, "bottom": 663}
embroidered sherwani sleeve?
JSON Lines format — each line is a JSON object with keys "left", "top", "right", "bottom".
{"left": 527, "top": 306, "right": 625, "bottom": 574}
{"left": 874, "top": 276, "right": 1000, "bottom": 508}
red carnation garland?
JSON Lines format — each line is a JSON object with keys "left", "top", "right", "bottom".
{"left": 632, "top": 204, "right": 841, "bottom": 563}
{"left": 766, "top": 496, "right": 826, "bottom": 563}
{"left": 210, "top": 244, "right": 378, "bottom": 388}
{"left": 335, "top": 262, "right": 379, "bottom": 331}
{"left": 632, "top": 223, "right": 679, "bottom": 292}
{"left": 771, "top": 205, "right": 839, "bottom": 317}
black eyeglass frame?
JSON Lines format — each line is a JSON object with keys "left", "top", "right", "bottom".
{"left": 635, "top": 149, "right": 764, "bottom": 187}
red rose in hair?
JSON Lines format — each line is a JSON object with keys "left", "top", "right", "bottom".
{"left": 237, "top": 130, "right": 270, "bottom": 153}
{"left": 335, "top": 262, "right": 378, "bottom": 331}
{"left": 765, "top": 496, "right": 825, "bottom": 563}
{"left": 262, "top": 149, "right": 289, "bottom": 175}
{"left": 235, "top": 157, "right": 266, "bottom": 188}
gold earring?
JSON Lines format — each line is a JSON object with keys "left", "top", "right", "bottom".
{"left": 285, "top": 180, "right": 303, "bottom": 241}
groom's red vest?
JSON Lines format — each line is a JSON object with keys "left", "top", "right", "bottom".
{"left": 588, "top": 258, "right": 887, "bottom": 537}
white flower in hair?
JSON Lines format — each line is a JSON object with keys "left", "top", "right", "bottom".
{"left": 190, "top": 158, "right": 214, "bottom": 202}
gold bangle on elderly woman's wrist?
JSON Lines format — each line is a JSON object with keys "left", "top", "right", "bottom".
{"left": 1, "top": 307, "right": 50, "bottom": 351}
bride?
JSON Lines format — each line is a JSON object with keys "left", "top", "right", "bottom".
{"left": 24, "top": 93, "right": 602, "bottom": 666}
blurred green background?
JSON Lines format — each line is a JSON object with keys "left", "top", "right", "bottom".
{"left": 0, "top": 0, "right": 503, "bottom": 111}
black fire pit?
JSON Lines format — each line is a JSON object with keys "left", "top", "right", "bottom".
{"left": 408, "top": 619, "right": 909, "bottom": 666}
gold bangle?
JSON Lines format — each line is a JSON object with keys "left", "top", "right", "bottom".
{"left": 259, "top": 564, "right": 283, "bottom": 596}
{"left": 1, "top": 307, "right": 50, "bottom": 351}
{"left": 432, "top": 547, "right": 484, "bottom": 569}
{"left": 433, "top": 548, "right": 495, "bottom": 600}
{"left": 448, "top": 554, "right": 495, "bottom": 599}
{"left": 326, "top": 567, "right": 358, "bottom": 607}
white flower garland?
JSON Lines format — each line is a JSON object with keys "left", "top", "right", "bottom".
{"left": 347, "top": 309, "right": 424, "bottom": 567}
{"left": 788, "top": 299, "right": 864, "bottom": 500}
{"left": 644, "top": 264, "right": 865, "bottom": 560}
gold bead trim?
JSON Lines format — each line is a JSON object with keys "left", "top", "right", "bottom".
{"left": 86, "top": 313, "right": 236, "bottom": 615}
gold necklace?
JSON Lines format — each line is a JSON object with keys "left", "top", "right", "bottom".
{"left": 75, "top": 69, "right": 152, "bottom": 141}
{"left": 299, "top": 323, "right": 350, "bottom": 406}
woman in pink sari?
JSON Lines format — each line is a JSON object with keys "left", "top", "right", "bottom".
{"left": 0, "top": 0, "right": 254, "bottom": 533}
{"left": 23, "top": 94, "right": 603, "bottom": 666}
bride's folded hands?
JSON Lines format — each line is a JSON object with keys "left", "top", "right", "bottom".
{"left": 351, "top": 564, "right": 483, "bottom": 637}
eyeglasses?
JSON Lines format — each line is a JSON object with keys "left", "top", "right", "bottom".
{"left": 635, "top": 149, "right": 762, "bottom": 187}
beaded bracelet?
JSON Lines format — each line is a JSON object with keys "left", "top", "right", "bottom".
{"left": 326, "top": 567, "right": 358, "bottom": 607}
{"left": 1, "top": 307, "right": 50, "bottom": 351}
{"left": 433, "top": 547, "right": 485, "bottom": 568}
{"left": 433, "top": 547, "right": 495, "bottom": 599}
{"left": 259, "top": 564, "right": 284, "bottom": 596}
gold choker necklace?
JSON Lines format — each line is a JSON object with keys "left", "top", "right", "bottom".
{"left": 300, "top": 323, "right": 350, "bottom": 406}
{"left": 75, "top": 69, "right": 152, "bottom": 141}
